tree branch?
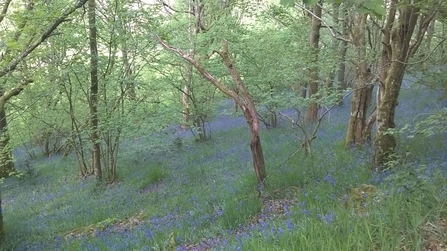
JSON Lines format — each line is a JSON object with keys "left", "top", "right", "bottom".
{"left": 158, "top": 0, "right": 193, "bottom": 15}
{"left": 295, "top": 3, "right": 351, "bottom": 43}
{"left": 0, "top": 0, "right": 12, "bottom": 25}
{"left": 0, "top": 0, "right": 89, "bottom": 79}
{"left": 408, "top": 0, "right": 442, "bottom": 58}
{"left": 154, "top": 34, "right": 241, "bottom": 102}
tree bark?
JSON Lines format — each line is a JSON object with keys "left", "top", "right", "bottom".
{"left": 373, "top": 2, "right": 437, "bottom": 168}
{"left": 88, "top": 0, "right": 101, "bottom": 180}
{"left": 442, "top": 23, "right": 446, "bottom": 62}
{"left": 0, "top": 100, "right": 14, "bottom": 177}
{"left": 345, "top": 13, "right": 374, "bottom": 147}
{"left": 422, "top": 19, "right": 435, "bottom": 69}
{"left": 157, "top": 36, "right": 266, "bottom": 185}
{"left": 0, "top": 190, "right": 3, "bottom": 239}
{"left": 337, "top": 6, "right": 349, "bottom": 104}
{"left": 306, "top": 3, "right": 322, "bottom": 121}
{"left": 326, "top": 3, "right": 340, "bottom": 91}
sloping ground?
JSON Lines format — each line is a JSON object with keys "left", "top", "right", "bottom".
{"left": 1, "top": 86, "right": 447, "bottom": 250}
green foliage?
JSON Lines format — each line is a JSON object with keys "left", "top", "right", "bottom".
{"left": 279, "top": 0, "right": 386, "bottom": 19}
{"left": 358, "top": 1, "right": 386, "bottom": 19}
{"left": 408, "top": 108, "right": 447, "bottom": 137}
{"left": 136, "top": 162, "right": 168, "bottom": 190}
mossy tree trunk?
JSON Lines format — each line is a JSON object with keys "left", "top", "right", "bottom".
{"left": 374, "top": 1, "right": 439, "bottom": 169}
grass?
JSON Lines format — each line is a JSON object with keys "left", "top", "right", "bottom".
{"left": 1, "top": 87, "right": 447, "bottom": 250}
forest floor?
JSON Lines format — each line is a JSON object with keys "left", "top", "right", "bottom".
{"left": 1, "top": 85, "right": 447, "bottom": 251}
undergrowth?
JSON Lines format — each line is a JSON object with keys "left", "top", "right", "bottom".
{"left": 1, "top": 88, "right": 446, "bottom": 250}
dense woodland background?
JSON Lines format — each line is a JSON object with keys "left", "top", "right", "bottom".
{"left": 0, "top": 0, "right": 447, "bottom": 250}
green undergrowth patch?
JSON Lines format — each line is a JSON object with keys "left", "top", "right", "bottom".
{"left": 2, "top": 89, "right": 447, "bottom": 250}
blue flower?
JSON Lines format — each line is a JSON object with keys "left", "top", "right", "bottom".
{"left": 285, "top": 219, "right": 294, "bottom": 230}
{"left": 318, "top": 212, "right": 335, "bottom": 225}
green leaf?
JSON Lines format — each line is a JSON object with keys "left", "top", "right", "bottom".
{"left": 279, "top": 0, "right": 295, "bottom": 7}
{"left": 363, "top": 1, "right": 376, "bottom": 9}
{"left": 358, "top": 2, "right": 386, "bottom": 19}
{"left": 303, "top": 0, "right": 319, "bottom": 4}
{"left": 373, "top": 4, "right": 386, "bottom": 17}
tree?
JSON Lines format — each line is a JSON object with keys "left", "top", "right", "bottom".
{"left": 374, "top": 0, "right": 440, "bottom": 168}
{"left": 306, "top": 3, "right": 322, "bottom": 121}
{"left": 88, "top": 0, "right": 101, "bottom": 180}
{"left": 157, "top": 36, "right": 267, "bottom": 186}
{"left": 345, "top": 10, "right": 375, "bottom": 148}
{"left": 0, "top": 0, "right": 88, "bottom": 238}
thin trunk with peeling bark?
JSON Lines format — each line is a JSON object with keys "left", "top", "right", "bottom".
{"left": 422, "top": 19, "right": 435, "bottom": 69}
{"left": 88, "top": 0, "right": 101, "bottom": 180}
{"left": 306, "top": 4, "right": 321, "bottom": 121}
{"left": 182, "top": 79, "right": 190, "bottom": 128}
{"left": 326, "top": 3, "right": 340, "bottom": 91}
{"left": 345, "top": 14, "right": 374, "bottom": 148}
{"left": 337, "top": 7, "right": 349, "bottom": 104}
{"left": 157, "top": 37, "right": 266, "bottom": 185}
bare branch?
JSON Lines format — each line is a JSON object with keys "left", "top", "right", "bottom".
{"left": 394, "top": 36, "right": 447, "bottom": 65}
{"left": 154, "top": 33, "right": 240, "bottom": 101}
{"left": 408, "top": 0, "right": 442, "bottom": 58}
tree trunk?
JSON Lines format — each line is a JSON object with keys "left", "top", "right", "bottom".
{"left": 337, "top": 7, "right": 349, "bottom": 105}
{"left": 0, "top": 191, "right": 3, "bottom": 239}
{"left": 182, "top": 70, "right": 191, "bottom": 129}
{"left": 88, "top": 0, "right": 101, "bottom": 180}
{"left": 345, "top": 75, "right": 373, "bottom": 147}
{"left": 156, "top": 37, "right": 267, "bottom": 185}
{"left": 422, "top": 19, "right": 435, "bottom": 69}
{"left": 0, "top": 101, "right": 14, "bottom": 178}
{"left": 326, "top": 3, "right": 340, "bottom": 91}
{"left": 374, "top": 4, "right": 422, "bottom": 168}
{"left": 301, "top": 83, "right": 307, "bottom": 98}
{"left": 244, "top": 105, "right": 266, "bottom": 184}
{"left": 374, "top": 62, "right": 404, "bottom": 168}
{"left": 345, "top": 14, "right": 374, "bottom": 148}
{"left": 306, "top": 3, "right": 321, "bottom": 121}
{"left": 442, "top": 23, "right": 446, "bottom": 63}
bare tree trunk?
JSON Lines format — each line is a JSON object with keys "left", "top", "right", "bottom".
{"left": 422, "top": 19, "right": 435, "bottom": 69}
{"left": 121, "top": 44, "right": 136, "bottom": 100}
{"left": 345, "top": 14, "right": 374, "bottom": 147}
{"left": 425, "top": 19, "right": 435, "bottom": 53}
{"left": 337, "top": 6, "right": 349, "bottom": 104}
{"left": 88, "top": 0, "right": 101, "bottom": 180}
{"left": 306, "top": 3, "right": 321, "bottom": 121}
{"left": 301, "top": 83, "right": 307, "bottom": 98}
{"left": 182, "top": 68, "right": 191, "bottom": 129}
{"left": 326, "top": 3, "right": 340, "bottom": 91}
